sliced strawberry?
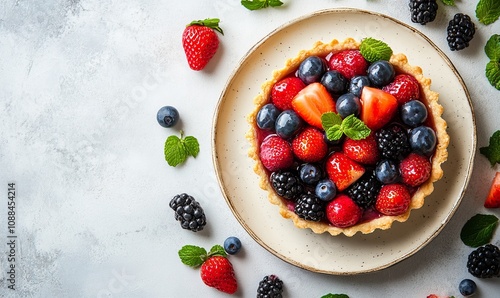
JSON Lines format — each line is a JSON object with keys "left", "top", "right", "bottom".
{"left": 292, "top": 127, "right": 328, "bottom": 163}
{"left": 271, "top": 77, "right": 306, "bottom": 110}
{"left": 485, "top": 172, "right": 500, "bottom": 208}
{"left": 328, "top": 50, "right": 368, "bottom": 79}
{"left": 325, "top": 152, "right": 365, "bottom": 191}
{"left": 291, "top": 82, "right": 336, "bottom": 129}
{"left": 259, "top": 135, "right": 294, "bottom": 172}
{"left": 382, "top": 74, "right": 421, "bottom": 105}
{"left": 375, "top": 184, "right": 411, "bottom": 216}
{"left": 326, "top": 194, "right": 363, "bottom": 228}
{"left": 342, "top": 133, "right": 380, "bottom": 165}
{"left": 399, "top": 153, "right": 432, "bottom": 187}
{"left": 360, "top": 86, "right": 399, "bottom": 131}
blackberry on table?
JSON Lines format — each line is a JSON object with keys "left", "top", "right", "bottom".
{"left": 347, "top": 171, "right": 382, "bottom": 209}
{"left": 447, "top": 13, "right": 475, "bottom": 51}
{"left": 294, "top": 193, "right": 325, "bottom": 222}
{"left": 257, "top": 275, "right": 284, "bottom": 298}
{"left": 409, "top": 0, "right": 438, "bottom": 25}
{"left": 169, "top": 193, "right": 206, "bottom": 232}
{"left": 270, "top": 171, "right": 303, "bottom": 200}
{"left": 376, "top": 123, "right": 411, "bottom": 160}
{"left": 467, "top": 244, "right": 500, "bottom": 278}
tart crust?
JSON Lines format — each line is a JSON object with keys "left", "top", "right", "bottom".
{"left": 246, "top": 38, "right": 449, "bottom": 237}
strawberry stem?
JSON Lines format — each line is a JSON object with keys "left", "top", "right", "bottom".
{"left": 188, "top": 18, "right": 224, "bottom": 35}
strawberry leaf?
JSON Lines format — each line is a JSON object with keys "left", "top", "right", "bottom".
{"left": 178, "top": 245, "right": 208, "bottom": 267}
{"left": 208, "top": 244, "right": 227, "bottom": 257}
{"left": 460, "top": 214, "right": 499, "bottom": 247}
{"left": 480, "top": 130, "right": 500, "bottom": 166}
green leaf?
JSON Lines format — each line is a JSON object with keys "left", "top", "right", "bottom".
{"left": 164, "top": 135, "right": 187, "bottom": 167}
{"left": 321, "top": 294, "right": 349, "bottom": 298}
{"left": 486, "top": 60, "right": 500, "bottom": 90}
{"left": 480, "top": 130, "right": 500, "bottom": 166}
{"left": 208, "top": 244, "right": 227, "bottom": 257}
{"left": 485, "top": 34, "right": 500, "bottom": 61}
{"left": 241, "top": 0, "right": 283, "bottom": 10}
{"left": 188, "top": 18, "right": 224, "bottom": 35}
{"left": 183, "top": 136, "right": 200, "bottom": 157}
{"left": 178, "top": 245, "right": 208, "bottom": 267}
{"left": 269, "top": 0, "right": 284, "bottom": 7}
{"left": 359, "top": 38, "right": 393, "bottom": 63}
{"left": 441, "top": 0, "right": 455, "bottom": 5}
{"left": 321, "top": 112, "right": 343, "bottom": 131}
{"left": 460, "top": 214, "right": 499, "bottom": 247}
{"left": 326, "top": 125, "right": 344, "bottom": 141}
{"left": 341, "top": 115, "right": 371, "bottom": 140}
{"left": 476, "top": 0, "right": 500, "bottom": 25}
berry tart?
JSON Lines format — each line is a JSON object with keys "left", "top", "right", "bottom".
{"left": 246, "top": 38, "right": 449, "bottom": 236}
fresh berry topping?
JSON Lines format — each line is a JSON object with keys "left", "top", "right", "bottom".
{"left": 347, "top": 171, "right": 382, "bottom": 209}
{"left": 467, "top": 244, "right": 500, "bottom": 278}
{"left": 399, "top": 153, "right": 432, "bottom": 187}
{"left": 256, "top": 103, "right": 280, "bottom": 131}
{"left": 360, "top": 86, "right": 399, "bottom": 131}
{"left": 375, "top": 159, "right": 400, "bottom": 184}
{"left": 343, "top": 133, "right": 380, "bottom": 165}
{"left": 321, "top": 70, "right": 348, "bottom": 95}
{"left": 257, "top": 275, "right": 284, "bottom": 298}
{"left": 259, "top": 135, "right": 294, "bottom": 172}
{"left": 375, "top": 183, "right": 411, "bottom": 216}
{"left": 382, "top": 74, "right": 421, "bottom": 105}
{"left": 275, "top": 110, "right": 303, "bottom": 139}
{"left": 315, "top": 179, "right": 337, "bottom": 202}
{"left": 297, "top": 56, "right": 327, "bottom": 84}
{"left": 336, "top": 93, "right": 361, "bottom": 118}
{"left": 349, "top": 75, "right": 371, "bottom": 97}
{"left": 292, "top": 82, "right": 336, "bottom": 129}
{"left": 157, "top": 106, "right": 180, "bottom": 128}
{"left": 375, "top": 123, "right": 411, "bottom": 160}
{"left": 169, "top": 193, "right": 206, "bottom": 232}
{"left": 294, "top": 193, "right": 326, "bottom": 222}
{"left": 447, "top": 13, "right": 476, "bottom": 51}
{"left": 328, "top": 50, "right": 369, "bottom": 79}
{"left": 326, "top": 194, "right": 363, "bottom": 228}
{"left": 271, "top": 77, "right": 306, "bottom": 110}
{"left": 182, "top": 18, "right": 223, "bottom": 71}
{"left": 270, "top": 171, "right": 304, "bottom": 200}
{"left": 458, "top": 279, "right": 477, "bottom": 297}
{"left": 367, "top": 60, "right": 395, "bottom": 87}
{"left": 401, "top": 99, "right": 428, "bottom": 127}
{"left": 409, "top": 0, "right": 438, "bottom": 25}
{"left": 298, "top": 163, "right": 323, "bottom": 185}
{"left": 223, "top": 236, "right": 242, "bottom": 255}
{"left": 409, "top": 125, "right": 437, "bottom": 156}
{"left": 325, "top": 152, "right": 365, "bottom": 191}
{"left": 292, "top": 127, "right": 328, "bottom": 163}
{"left": 485, "top": 172, "right": 500, "bottom": 208}
{"left": 200, "top": 255, "right": 238, "bottom": 294}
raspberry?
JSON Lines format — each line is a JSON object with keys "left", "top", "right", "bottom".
{"left": 409, "top": 0, "right": 438, "bottom": 25}
{"left": 328, "top": 50, "right": 368, "bottom": 79}
{"left": 467, "top": 244, "right": 500, "bottom": 278}
{"left": 399, "top": 153, "right": 432, "bottom": 187}
{"left": 382, "top": 74, "right": 421, "bottom": 105}
{"left": 271, "top": 77, "right": 306, "bottom": 110}
{"left": 169, "top": 193, "right": 206, "bottom": 232}
{"left": 447, "top": 13, "right": 475, "bottom": 51}
{"left": 259, "top": 135, "right": 294, "bottom": 172}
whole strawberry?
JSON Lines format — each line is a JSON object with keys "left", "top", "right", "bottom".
{"left": 259, "top": 135, "right": 294, "bottom": 171}
{"left": 375, "top": 183, "right": 411, "bottom": 216}
{"left": 179, "top": 244, "right": 238, "bottom": 294}
{"left": 382, "top": 74, "right": 421, "bottom": 105}
{"left": 342, "top": 133, "right": 380, "bottom": 165}
{"left": 328, "top": 50, "right": 368, "bottom": 79}
{"left": 271, "top": 77, "right": 306, "bottom": 110}
{"left": 182, "top": 18, "right": 223, "bottom": 71}
{"left": 399, "top": 153, "right": 431, "bottom": 187}
{"left": 292, "top": 127, "right": 328, "bottom": 163}
{"left": 326, "top": 194, "right": 363, "bottom": 228}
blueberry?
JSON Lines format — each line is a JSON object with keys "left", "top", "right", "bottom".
{"left": 224, "top": 236, "right": 242, "bottom": 255}
{"left": 349, "top": 76, "right": 371, "bottom": 97}
{"left": 367, "top": 61, "right": 395, "bottom": 87}
{"left": 298, "top": 56, "right": 327, "bottom": 84}
{"left": 275, "top": 110, "right": 302, "bottom": 139}
{"left": 401, "top": 100, "right": 428, "bottom": 127}
{"left": 298, "top": 163, "right": 323, "bottom": 185}
{"left": 458, "top": 279, "right": 476, "bottom": 297}
{"left": 409, "top": 126, "right": 436, "bottom": 156}
{"left": 315, "top": 179, "right": 337, "bottom": 201}
{"left": 336, "top": 93, "right": 361, "bottom": 118}
{"left": 375, "top": 159, "right": 399, "bottom": 184}
{"left": 321, "top": 70, "right": 348, "bottom": 95}
{"left": 256, "top": 103, "right": 280, "bottom": 131}
{"left": 157, "top": 106, "right": 179, "bottom": 128}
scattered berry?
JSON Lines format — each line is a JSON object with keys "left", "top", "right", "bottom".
{"left": 382, "top": 74, "right": 421, "bottom": 105}
{"left": 271, "top": 77, "right": 306, "bottom": 110}
{"left": 328, "top": 50, "right": 369, "bottom": 79}
{"left": 326, "top": 194, "right": 363, "bottom": 228}
{"left": 292, "top": 127, "right": 328, "bottom": 163}
{"left": 170, "top": 193, "right": 206, "bottom": 232}
{"left": 270, "top": 171, "right": 304, "bottom": 200}
{"left": 298, "top": 163, "right": 323, "bottom": 185}
{"left": 367, "top": 60, "right": 395, "bottom": 87}
{"left": 315, "top": 179, "right": 337, "bottom": 202}
{"left": 401, "top": 99, "right": 428, "bottom": 127}
{"left": 375, "top": 159, "right": 400, "bottom": 184}
{"left": 326, "top": 152, "right": 366, "bottom": 191}
{"left": 275, "top": 110, "right": 303, "bottom": 139}
{"left": 298, "top": 56, "right": 327, "bottom": 84}
{"left": 259, "top": 135, "right": 294, "bottom": 172}
{"left": 256, "top": 103, "right": 280, "bottom": 131}
{"left": 336, "top": 93, "right": 361, "bottom": 118}
{"left": 485, "top": 172, "right": 500, "bottom": 208}
{"left": 349, "top": 75, "right": 371, "bottom": 97}
{"left": 447, "top": 13, "right": 476, "bottom": 51}
{"left": 360, "top": 86, "right": 399, "bottom": 131}
{"left": 375, "top": 183, "right": 411, "bottom": 216}
{"left": 321, "top": 70, "right": 348, "bottom": 95}
{"left": 292, "top": 82, "right": 336, "bottom": 129}
{"left": 458, "top": 278, "right": 477, "bottom": 297}
{"left": 409, "top": 125, "right": 437, "bottom": 156}
{"left": 201, "top": 255, "right": 238, "bottom": 294}
{"left": 399, "top": 153, "right": 432, "bottom": 187}
{"left": 257, "top": 275, "right": 283, "bottom": 298}
{"left": 294, "top": 193, "right": 326, "bottom": 222}
{"left": 343, "top": 133, "right": 380, "bottom": 165}
{"left": 376, "top": 123, "right": 411, "bottom": 160}
{"left": 347, "top": 171, "right": 382, "bottom": 209}
{"left": 157, "top": 106, "right": 180, "bottom": 128}
{"left": 467, "top": 244, "right": 500, "bottom": 278}
{"left": 223, "top": 236, "right": 242, "bottom": 255}
{"left": 409, "top": 0, "right": 438, "bottom": 25}
{"left": 182, "top": 18, "right": 223, "bottom": 70}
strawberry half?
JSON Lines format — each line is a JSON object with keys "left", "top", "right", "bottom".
{"left": 292, "top": 127, "right": 328, "bottom": 163}
{"left": 342, "top": 133, "right": 380, "bottom": 165}
{"left": 360, "top": 86, "right": 398, "bottom": 131}
{"left": 325, "top": 152, "right": 365, "bottom": 191}
{"left": 485, "top": 172, "right": 500, "bottom": 208}
{"left": 291, "top": 82, "right": 336, "bottom": 129}
{"left": 375, "top": 183, "right": 411, "bottom": 216}
{"left": 326, "top": 194, "right": 363, "bottom": 228}
{"left": 259, "top": 135, "right": 294, "bottom": 172}
{"left": 382, "top": 74, "right": 421, "bottom": 105}
{"left": 271, "top": 77, "right": 306, "bottom": 110}
{"left": 182, "top": 18, "right": 223, "bottom": 71}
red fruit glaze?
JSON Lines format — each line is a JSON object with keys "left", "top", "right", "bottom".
{"left": 375, "top": 184, "right": 411, "bottom": 216}
{"left": 382, "top": 74, "right": 421, "bottom": 105}
{"left": 182, "top": 25, "right": 220, "bottom": 71}
{"left": 399, "top": 153, "right": 432, "bottom": 187}
{"left": 259, "top": 135, "right": 294, "bottom": 172}
{"left": 326, "top": 194, "right": 363, "bottom": 228}
{"left": 271, "top": 77, "right": 306, "bottom": 110}
{"left": 342, "top": 133, "right": 380, "bottom": 165}
{"left": 325, "top": 152, "right": 365, "bottom": 191}
{"left": 292, "top": 82, "right": 336, "bottom": 129}
{"left": 360, "top": 86, "right": 398, "bottom": 131}
{"left": 485, "top": 172, "right": 500, "bottom": 208}
{"left": 200, "top": 256, "right": 238, "bottom": 294}
{"left": 328, "top": 50, "right": 368, "bottom": 79}
{"left": 292, "top": 127, "right": 328, "bottom": 163}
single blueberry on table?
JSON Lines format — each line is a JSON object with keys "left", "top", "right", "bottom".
{"left": 336, "top": 93, "right": 361, "bottom": 118}
{"left": 256, "top": 103, "right": 280, "bottom": 131}
{"left": 458, "top": 278, "right": 476, "bottom": 297}
{"left": 298, "top": 56, "right": 327, "bottom": 85}
{"left": 367, "top": 60, "right": 395, "bottom": 87}
{"left": 224, "top": 236, "right": 242, "bottom": 255}
{"left": 157, "top": 106, "right": 179, "bottom": 128}
{"left": 275, "top": 110, "right": 302, "bottom": 139}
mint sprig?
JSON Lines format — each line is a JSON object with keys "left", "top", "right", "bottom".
{"left": 164, "top": 131, "right": 200, "bottom": 167}
{"left": 359, "top": 38, "right": 393, "bottom": 63}
{"left": 241, "top": 0, "right": 283, "bottom": 10}
{"left": 484, "top": 35, "right": 500, "bottom": 90}
{"left": 460, "top": 214, "right": 499, "bottom": 247}
{"left": 322, "top": 113, "right": 370, "bottom": 141}
{"left": 178, "top": 244, "right": 227, "bottom": 267}
{"left": 441, "top": 0, "right": 455, "bottom": 6}
{"left": 480, "top": 130, "right": 500, "bottom": 166}
{"left": 485, "top": 34, "right": 500, "bottom": 61}
{"left": 476, "top": 0, "right": 500, "bottom": 25}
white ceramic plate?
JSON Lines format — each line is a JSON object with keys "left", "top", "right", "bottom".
{"left": 212, "top": 9, "right": 475, "bottom": 274}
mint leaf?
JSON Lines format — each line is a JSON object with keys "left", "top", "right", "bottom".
{"left": 208, "top": 245, "right": 227, "bottom": 257}
{"left": 321, "top": 294, "right": 349, "bottom": 298}
{"left": 480, "top": 130, "right": 500, "bottom": 166}
{"left": 341, "top": 115, "right": 371, "bottom": 140}
{"left": 485, "top": 34, "right": 500, "bottom": 61}
{"left": 441, "top": 0, "right": 455, "bottom": 5}
{"left": 164, "top": 131, "right": 199, "bottom": 167}
{"left": 322, "top": 113, "right": 370, "bottom": 141}
{"left": 326, "top": 125, "right": 344, "bottom": 141}
{"left": 241, "top": 0, "right": 283, "bottom": 10}
{"left": 476, "top": 0, "right": 500, "bottom": 25}
{"left": 460, "top": 214, "right": 499, "bottom": 247}
{"left": 321, "top": 112, "right": 343, "bottom": 131}
{"left": 486, "top": 60, "right": 500, "bottom": 90}
{"left": 184, "top": 136, "right": 200, "bottom": 157}
{"left": 359, "top": 38, "right": 393, "bottom": 62}
{"left": 269, "top": 0, "right": 284, "bottom": 7}
{"left": 178, "top": 245, "right": 208, "bottom": 267}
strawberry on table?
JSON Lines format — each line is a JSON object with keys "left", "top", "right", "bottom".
{"left": 291, "top": 82, "right": 336, "bottom": 129}
{"left": 325, "top": 152, "right": 365, "bottom": 191}
{"left": 360, "top": 86, "right": 398, "bottom": 131}
{"left": 271, "top": 77, "right": 306, "bottom": 110}
{"left": 485, "top": 172, "right": 500, "bottom": 208}
{"left": 399, "top": 153, "right": 432, "bottom": 187}
{"left": 328, "top": 49, "right": 369, "bottom": 79}
{"left": 375, "top": 184, "right": 411, "bottom": 216}
{"left": 292, "top": 127, "right": 328, "bottom": 163}
{"left": 326, "top": 194, "right": 363, "bottom": 228}
{"left": 382, "top": 74, "right": 421, "bottom": 105}
{"left": 342, "top": 133, "right": 380, "bottom": 165}
{"left": 182, "top": 18, "right": 223, "bottom": 71}
{"left": 259, "top": 135, "right": 294, "bottom": 172}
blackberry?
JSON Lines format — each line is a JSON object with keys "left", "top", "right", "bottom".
{"left": 347, "top": 171, "right": 382, "bottom": 209}
{"left": 409, "top": 0, "right": 438, "bottom": 25}
{"left": 257, "top": 275, "right": 284, "bottom": 298}
{"left": 467, "top": 244, "right": 500, "bottom": 278}
{"left": 270, "top": 171, "right": 303, "bottom": 200}
{"left": 376, "top": 123, "right": 411, "bottom": 160}
{"left": 294, "top": 193, "right": 325, "bottom": 222}
{"left": 169, "top": 193, "right": 206, "bottom": 232}
{"left": 447, "top": 13, "right": 475, "bottom": 51}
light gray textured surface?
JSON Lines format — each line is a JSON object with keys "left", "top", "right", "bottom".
{"left": 0, "top": 0, "right": 499, "bottom": 297}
